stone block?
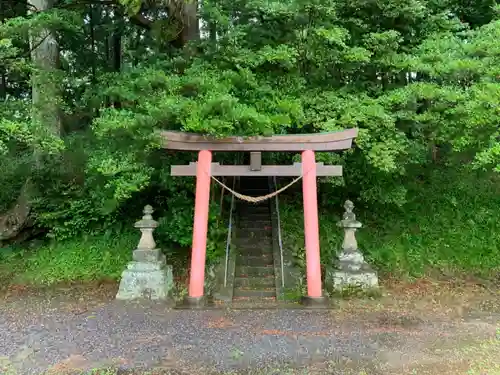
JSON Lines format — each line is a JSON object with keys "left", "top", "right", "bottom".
{"left": 116, "top": 262, "right": 173, "bottom": 301}
{"left": 126, "top": 260, "right": 165, "bottom": 271}
{"left": 132, "top": 248, "right": 165, "bottom": 263}
{"left": 329, "top": 267, "right": 379, "bottom": 289}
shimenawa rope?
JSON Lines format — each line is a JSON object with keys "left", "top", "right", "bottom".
{"left": 209, "top": 164, "right": 319, "bottom": 203}
{"left": 211, "top": 175, "right": 302, "bottom": 203}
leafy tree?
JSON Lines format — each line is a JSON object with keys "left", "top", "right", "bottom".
{"left": 0, "top": 0, "right": 498, "bottom": 244}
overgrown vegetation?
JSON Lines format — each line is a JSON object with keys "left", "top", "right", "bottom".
{"left": 281, "top": 167, "right": 500, "bottom": 283}
{"left": 0, "top": 232, "right": 134, "bottom": 286}
{"left": 0, "top": 0, "right": 499, "bottom": 286}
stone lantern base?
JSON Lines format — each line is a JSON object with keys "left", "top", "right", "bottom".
{"left": 116, "top": 249, "right": 174, "bottom": 301}
{"left": 329, "top": 265, "right": 379, "bottom": 289}
{"left": 330, "top": 249, "right": 379, "bottom": 290}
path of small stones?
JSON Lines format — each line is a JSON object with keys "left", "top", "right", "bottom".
{"left": 0, "top": 297, "right": 498, "bottom": 375}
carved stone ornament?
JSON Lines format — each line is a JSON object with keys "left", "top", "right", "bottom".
{"left": 135, "top": 205, "right": 158, "bottom": 251}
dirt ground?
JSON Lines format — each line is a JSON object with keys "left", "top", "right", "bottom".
{"left": 0, "top": 278, "right": 498, "bottom": 375}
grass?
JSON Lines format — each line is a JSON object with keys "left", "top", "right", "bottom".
{"left": 0, "top": 230, "right": 193, "bottom": 299}
{"left": 280, "top": 167, "right": 500, "bottom": 283}
{"left": 0, "top": 231, "right": 136, "bottom": 287}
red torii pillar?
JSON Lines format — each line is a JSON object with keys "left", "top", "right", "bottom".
{"left": 301, "top": 150, "right": 325, "bottom": 304}
{"left": 185, "top": 150, "right": 212, "bottom": 306}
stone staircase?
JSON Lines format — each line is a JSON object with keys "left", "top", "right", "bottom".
{"left": 233, "top": 177, "right": 277, "bottom": 303}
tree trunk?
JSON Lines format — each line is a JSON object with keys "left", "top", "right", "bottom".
{"left": 0, "top": 183, "right": 32, "bottom": 242}
{"left": 90, "top": 3, "right": 96, "bottom": 83}
{"left": 110, "top": 9, "right": 122, "bottom": 107}
{"left": 169, "top": 0, "right": 199, "bottom": 48}
{"left": 0, "top": 0, "right": 6, "bottom": 100}
{"left": 0, "top": 0, "right": 61, "bottom": 242}
{"left": 30, "top": 0, "right": 61, "bottom": 137}
{"left": 181, "top": 0, "right": 199, "bottom": 43}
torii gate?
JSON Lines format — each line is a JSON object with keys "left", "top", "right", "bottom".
{"left": 161, "top": 128, "right": 358, "bottom": 307}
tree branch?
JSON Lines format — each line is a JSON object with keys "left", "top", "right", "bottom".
{"left": 54, "top": 0, "right": 117, "bottom": 9}
{"left": 131, "top": 14, "right": 153, "bottom": 29}
{"left": 55, "top": 0, "right": 154, "bottom": 30}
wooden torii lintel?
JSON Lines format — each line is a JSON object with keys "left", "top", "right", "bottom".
{"left": 171, "top": 162, "right": 342, "bottom": 177}
{"left": 160, "top": 128, "right": 358, "bottom": 152}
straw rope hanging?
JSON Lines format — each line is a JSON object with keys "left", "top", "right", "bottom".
{"left": 208, "top": 163, "right": 319, "bottom": 203}
{"left": 211, "top": 175, "right": 302, "bottom": 204}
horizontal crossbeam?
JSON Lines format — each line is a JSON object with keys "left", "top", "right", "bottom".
{"left": 160, "top": 129, "right": 358, "bottom": 152}
{"left": 171, "top": 162, "right": 342, "bottom": 177}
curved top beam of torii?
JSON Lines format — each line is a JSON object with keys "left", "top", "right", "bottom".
{"left": 160, "top": 128, "right": 358, "bottom": 152}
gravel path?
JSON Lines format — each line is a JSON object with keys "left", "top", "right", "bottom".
{"left": 0, "top": 289, "right": 498, "bottom": 375}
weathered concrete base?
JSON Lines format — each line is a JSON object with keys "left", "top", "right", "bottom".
{"left": 176, "top": 295, "right": 214, "bottom": 309}
{"left": 300, "top": 296, "right": 330, "bottom": 309}
{"left": 116, "top": 261, "right": 173, "bottom": 301}
{"left": 212, "top": 288, "right": 233, "bottom": 303}
{"left": 330, "top": 267, "right": 379, "bottom": 289}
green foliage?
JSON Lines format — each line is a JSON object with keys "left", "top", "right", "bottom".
{"left": 156, "top": 199, "right": 228, "bottom": 265}
{"left": 4, "top": 232, "right": 136, "bottom": 285}
{"left": 361, "top": 170, "right": 500, "bottom": 278}
{"left": 281, "top": 169, "right": 500, "bottom": 280}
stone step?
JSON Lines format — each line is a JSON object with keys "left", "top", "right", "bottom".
{"left": 239, "top": 211, "right": 270, "bottom": 218}
{"left": 230, "top": 300, "right": 279, "bottom": 309}
{"left": 239, "top": 205, "right": 270, "bottom": 212}
{"left": 236, "top": 265, "right": 274, "bottom": 277}
{"left": 238, "top": 227, "right": 273, "bottom": 234}
{"left": 236, "top": 254, "right": 274, "bottom": 266}
{"left": 236, "top": 230, "right": 272, "bottom": 238}
{"left": 231, "top": 296, "right": 278, "bottom": 306}
{"left": 238, "top": 248, "right": 274, "bottom": 260}
{"left": 236, "top": 247, "right": 273, "bottom": 255}
{"left": 239, "top": 218, "right": 272, "bottom": 225}
{"left": 239, "top": 250, "right": 273, "bottom": 257}
{"left": 236, "top": 237, "right": 272, "bottom": 245}
{"left": 233, "top": 236, "right": 273, "bottom": 245}
{"left": 233, "top": 288, "right": 276, "bottom": 298}
{"left": 232, "top": 296, "right": 276, "bottom": 301}
{"left": 238, "top": 220, "right": 272, "bottom": 227}
{"left": 236, "top": 241, "right": 273, "bottom": 251}
{"left": 236, "top": 249, "right": 273, "bottom": 256}
{"left": 238, "top": 255, "right": 274, "bottom": 263}
{"left": 238, "top": 211, "right": 271, "bottom": 217}
{"left": 238, "top": 246, "right": 274, "bottom": 253}
{"left": 238, "top": 222, "right": 271, "bottom": 229}
{"left": 234, "top": 276, "right": 275, "bottom": 288}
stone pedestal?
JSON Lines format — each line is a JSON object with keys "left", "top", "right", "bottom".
{"left": 116, "top": 259, "right": 173, "bottom": 300}
{"left": 329, "top": 200, "right": 378, "bottom": 290}
{"left": 116, "top": 205, "right": 173, "bottom": 301}
{"left": 331, "top": 266, "right": 379, "bottom": 289}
